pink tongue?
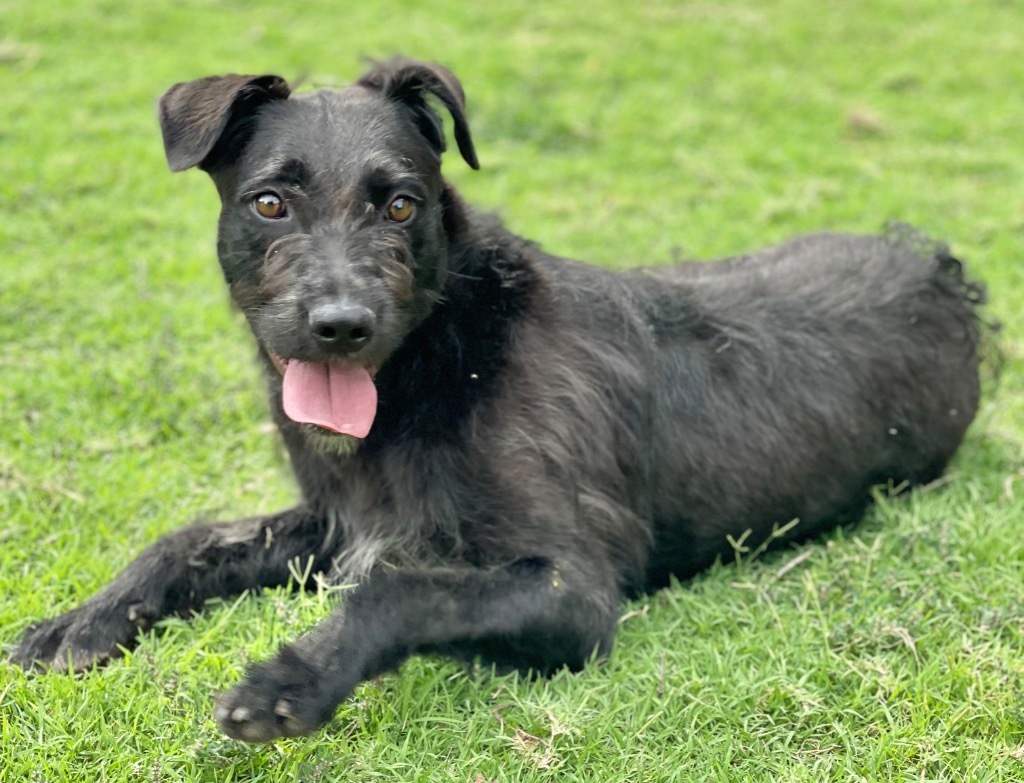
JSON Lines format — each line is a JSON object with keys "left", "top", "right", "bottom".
{"left": 281, "top": 361, "right": 378, "bottom": 438}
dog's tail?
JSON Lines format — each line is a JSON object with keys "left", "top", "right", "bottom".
{"left": 885, "top": 221, "right": 1001, "bottom": 382}
{"left": 886, "top": 221, "right": 985, "bottom": 306}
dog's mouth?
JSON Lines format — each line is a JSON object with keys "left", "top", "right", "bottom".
{"left": 269, "top": 353, "right": 378, "bottom": 439}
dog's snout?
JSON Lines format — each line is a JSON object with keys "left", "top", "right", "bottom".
{"left": 308, "top": 302, "right": 376, "bottom": 352}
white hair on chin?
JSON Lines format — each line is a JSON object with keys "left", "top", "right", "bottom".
{"left": 304, "top": 428, "right": 361, "bottom": 457}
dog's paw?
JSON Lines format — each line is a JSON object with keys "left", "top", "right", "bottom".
{"left": 10, "top": 612, "right": 81, "bottom": 670}
{"left": 10, "top": 601, "right": 158, "bottom": 672}
{"left": 215, "top": 647, "right": 330, "bottom": 742}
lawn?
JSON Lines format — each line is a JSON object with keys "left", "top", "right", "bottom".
{"left": 2, "top": 0, "right": 1023, "bottom": 780}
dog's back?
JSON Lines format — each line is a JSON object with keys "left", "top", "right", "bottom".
{"left": 614, "top": 230, "right": 984, "bottom": 586}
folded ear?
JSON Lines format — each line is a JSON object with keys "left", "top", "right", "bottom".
{"left": 357, "top": 58, "right": 479, "bottom": 170}
{"left": 158, "top": 74, "right": 291, "bottom": 172}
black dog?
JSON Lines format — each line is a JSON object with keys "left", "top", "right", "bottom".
{"left": 13, "top": 58, "right": 985, "bottom": 742}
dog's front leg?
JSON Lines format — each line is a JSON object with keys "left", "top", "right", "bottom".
{"left": 215, "top": 557, "right": 618, "bottom": 742}
{"left": 11, "top": 505, "right": 332, "bottom": 672}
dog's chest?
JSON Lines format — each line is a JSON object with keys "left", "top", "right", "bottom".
{"left": 322, "top": 445, "right": 478, "bottom": 582}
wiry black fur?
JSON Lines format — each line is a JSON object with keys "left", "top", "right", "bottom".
{"left": 367, "top": 227, "right": 539, "bottom": 449}
{"left": 12, "top": 58, "right": 986, "bottom": 744}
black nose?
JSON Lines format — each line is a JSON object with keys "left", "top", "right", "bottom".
{"left": 308, "top": 302, "right": 376, "bottom": 353}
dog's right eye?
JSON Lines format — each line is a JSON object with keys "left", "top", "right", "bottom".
{"left": 252, "top": 192, "right": 287, "bottom": 220}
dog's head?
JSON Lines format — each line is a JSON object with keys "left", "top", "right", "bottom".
{"left": 158, "top": 59, "right": 478, "bottom": 445}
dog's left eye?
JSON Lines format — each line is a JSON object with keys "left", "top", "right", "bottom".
{"left": 253, "top": 192, "right": 287, "bottom": 220}
{"left": 385, "top": 196, "right": 415, "bottom": 224}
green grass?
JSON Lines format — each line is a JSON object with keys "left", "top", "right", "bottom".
{"left": 2, "top": 0, "right": 1024, "bottom": 780}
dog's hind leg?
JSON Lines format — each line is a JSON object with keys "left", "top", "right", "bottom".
{"left": 11, "top": 505, "right": 333, "bottom": 672}
{"left": 215, "top": 557, "right": 618, "bottom": 742}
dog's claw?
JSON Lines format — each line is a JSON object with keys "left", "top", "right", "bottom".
{"left": 212, "top": 645, "right": 335, "bottom": 742}
{"left": 125, "top": 602, "right": 155, "bottom": 629}
{"left": 231, "top": 706, "right": 252, "bottom": 723}
{"left": 216, "top": 698, "right": 314, "bottom": 743}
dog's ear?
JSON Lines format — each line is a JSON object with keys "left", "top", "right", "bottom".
{"left": 158, "top": 74, "right": 291, "bottom": 173}
{"left": 357, "top": 58, "right": 480, "bottom": 170}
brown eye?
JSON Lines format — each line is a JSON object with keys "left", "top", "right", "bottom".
{"left": 253, "top": 192, "right": 286, "bottom": 219}
{"left": 385, "top": 195, "right": 415, "bottom": 223}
